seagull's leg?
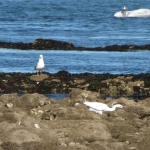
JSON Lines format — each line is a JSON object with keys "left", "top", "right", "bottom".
{"left": 37, "top": 71, "right": 40, "bottom": 76}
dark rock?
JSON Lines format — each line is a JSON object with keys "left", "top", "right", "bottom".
{"left": 32, "top": 39, "right": 75, "bottom": 50}
{"left": 1, "top": 38, "right": 150, "bottom": 51}
{"left": 0, "top": 72, "right": 150, "bottom": 99}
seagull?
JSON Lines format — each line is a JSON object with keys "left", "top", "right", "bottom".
{"left": 83, "top": 102, "right": 123, "bottom": 114}
{"left": 35, "top": 54, "right": 45, "bottom": 75}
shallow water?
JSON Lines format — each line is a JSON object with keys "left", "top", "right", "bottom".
{"left": 0, "top": 49, "right": 149, "bottom": 74}
{"left": 20, "top": 94, "right": 68, "bottom": 100}
{"left": 0, "top": 93, "right": 68, "bottom": 100}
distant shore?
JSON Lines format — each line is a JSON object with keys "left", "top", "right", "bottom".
{"left": 0, "top": 38, "right": 150, "bottom": 51}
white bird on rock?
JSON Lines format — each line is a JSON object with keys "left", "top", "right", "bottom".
{"left": 35, "top": 54, "right": 45, "bottom": 75}
{"left": 83, "top": 102, "right": 123, "bottom": 114}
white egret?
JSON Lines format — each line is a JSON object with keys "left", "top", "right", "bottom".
{"left": 83, "top": 102, "right": 123, "bottom": 114}
{"left": 35, "top": 54, "right": 45, "bottom": 75}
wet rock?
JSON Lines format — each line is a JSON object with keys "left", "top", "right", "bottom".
{"left": 30, "top": 74, "right": 49, "bottom": 81}
{"left": 98, "top": 75, "right": 150, "bottom": 99}
{"left": 32, "top": 38, "right": 75, "bottom": 50}
{"left": 0, "top": 72, "right": 150, "bottom": 99}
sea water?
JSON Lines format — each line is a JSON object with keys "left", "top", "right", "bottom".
{"left": 0, "top": 0, "right": 150, "bottom": 74}
{"left": 0, "top": 49, "right": 149, "bottom": 74}
{"left": 0, "top": 0, "right": 150, "bottom": 47}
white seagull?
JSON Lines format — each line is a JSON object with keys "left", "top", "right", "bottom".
{"left": 83, "top": 102, "right": 123, "bottom": 114}
{"left": 35, "top": 54, "right": 45, "bottom": 75}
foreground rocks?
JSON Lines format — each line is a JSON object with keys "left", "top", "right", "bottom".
{"left": 0, "top": 89, "right": 150, "bottom": 150}
{"left": 0, "top": 38, "right": 150, "bottom": 51}
{"left": 0, "top": 71, "right": 150, "bottom": 99}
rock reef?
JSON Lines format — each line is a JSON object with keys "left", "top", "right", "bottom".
{"left": 0, "top": 71, "right": 150, "bottom": 99}
{"left": 1, "top": 38, "right": 150, "bottom": 51}
{"left": 0, "top": 71, "right": 150, "bottom": 149}
{"left": 0, "top": 89, "right": 150, "bottom": 150}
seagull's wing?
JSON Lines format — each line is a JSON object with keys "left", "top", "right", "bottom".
{"left": 35, "top": 62, "right": 39, "bottom": 70}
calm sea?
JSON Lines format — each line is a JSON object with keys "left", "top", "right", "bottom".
{"left": 0, "top": 0, "right": 150, "bottom": 47}
{"left": 0, "top": 49, "right": 149, "bottom": 74}
{"left": 0, "top": 0, "right": 150, "bottom": 74}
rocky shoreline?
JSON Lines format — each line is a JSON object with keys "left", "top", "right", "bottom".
{"left": 0, "top": 72, "right": 150, "bottom": 149}
{"left": 0, "top": 88, "right": 150, "bottom": 150}
{"left": 1, "top": 38, "right": 150, "bottom": 51}
{"left": 0, "top": 71, "right": 150, "bottom": 99}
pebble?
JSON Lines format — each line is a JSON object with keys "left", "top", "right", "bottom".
{"left": 6, "top": 102, "right": 13, "bottom": 108}
{"left": 130, "top": 147, "right": 137, "bottom": 150}
{"left": 39, "top": 100, "right": 45, "bottom": 106}
{"left": 74, "top": 103, "right": 80, "bottom": 107}
{"left": 34, "top": 124, "right": 40, "bottom": 128}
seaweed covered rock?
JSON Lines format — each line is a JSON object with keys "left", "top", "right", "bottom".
{"left": 0, "top": 72, "right": 150, "bottom": 99}
{"left": 0, "top": 38, "right": 150, "bottom": 51}
{"left": 32, "top": 39, "right": 75, "bottom": 50}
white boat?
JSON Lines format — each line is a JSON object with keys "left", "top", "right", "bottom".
{"left": 114, "top": 6, "right": 150, "bottom": 18}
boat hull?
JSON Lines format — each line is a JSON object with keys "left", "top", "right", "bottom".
{"left": 114, "top": 9, "right": 150, "bottom": 18}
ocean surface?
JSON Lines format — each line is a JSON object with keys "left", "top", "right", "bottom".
{"left": 0, "top": 49, "right": 149, "bottom": 74}
{"left": 0, "top": 0, "right": 150, "bottom": 47}
{"left": 0, "top": 0, "right": 150, "bottom": 75}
